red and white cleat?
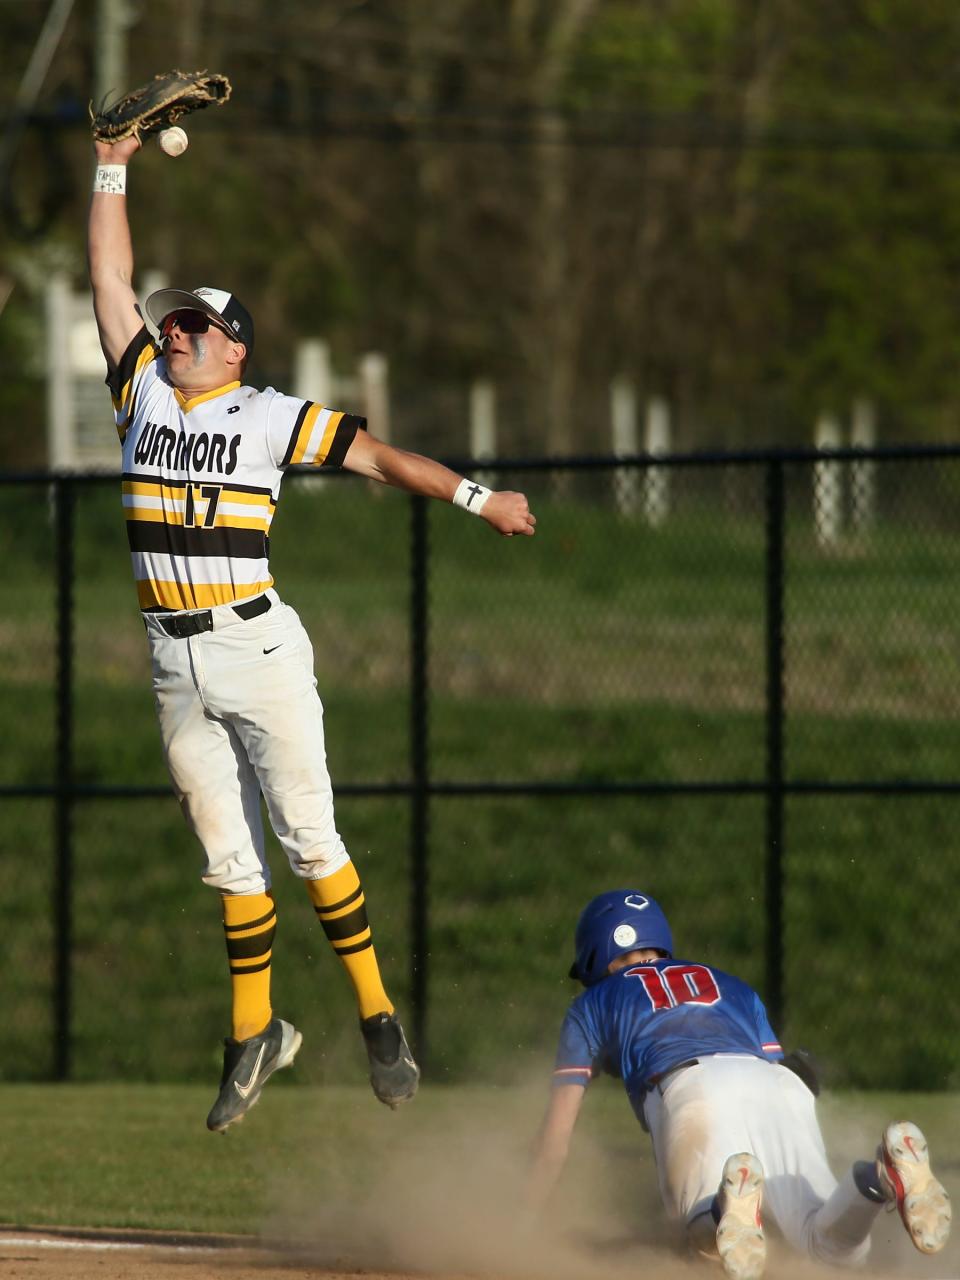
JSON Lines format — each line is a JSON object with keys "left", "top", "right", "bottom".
{"left": 716, "top": 1152, "right": 766, "bottom": 1280}
{"left": 878, "top": 1121, "right": 951, "bottom": 1255}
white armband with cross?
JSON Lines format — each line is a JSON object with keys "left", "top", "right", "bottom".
{"left": 452, "top": 478, "right": 492, "bottom": 515}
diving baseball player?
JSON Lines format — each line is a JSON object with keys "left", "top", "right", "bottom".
{"left": 526, "top": 890, "right": 951, "bottom": 1279}
{"left": 87, "top": 133, "right": 536, "bottom": 1134}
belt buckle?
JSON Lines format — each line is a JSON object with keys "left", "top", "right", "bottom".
{"left": 163, "top": 610, "right": 212, "bottom": 638}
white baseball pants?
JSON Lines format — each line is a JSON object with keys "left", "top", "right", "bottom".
{"left": 144, "top": 590, "right": 349, "bottom": 894}
{"left": 644, "top": 1054, "right": 878, "bottom": 1267}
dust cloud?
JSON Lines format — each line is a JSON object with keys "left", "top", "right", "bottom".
{"left": 258, "top": 1082, "right": 957, "bottom": 1280}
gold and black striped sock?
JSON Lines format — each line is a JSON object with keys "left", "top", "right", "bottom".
{"left": 305, "top": 862, "right": 393, "bottom": 1020}
{"left": 221, "top": 891, "right": 276, "bottom": 1042}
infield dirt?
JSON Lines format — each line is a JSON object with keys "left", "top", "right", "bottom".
{"left": 2, "top": 1089, "right": 956, "bottom": 1280}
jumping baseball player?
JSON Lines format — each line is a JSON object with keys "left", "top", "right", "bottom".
{"left": 526, "top": 890, "right": 951, "bottom": 1279}
{"left": 86, "top": 132, "right": 536, "bottom": 1134}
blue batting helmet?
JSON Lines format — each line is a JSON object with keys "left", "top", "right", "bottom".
{"left": 569, "top": 890, "right": 673, "bottom": 987}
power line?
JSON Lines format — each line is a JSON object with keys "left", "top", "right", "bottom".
{"left": 19, "top": 97, "right": 960, "bottom": 156}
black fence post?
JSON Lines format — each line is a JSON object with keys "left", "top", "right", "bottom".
{"left": 409, "top": 495, "right": 430, "bottom": 1069}
{"left": 53, "top": 476, "right": 75, "bottom": 1081}
{"left": 764, "top": 459, "right": 786, "bottom": 1034}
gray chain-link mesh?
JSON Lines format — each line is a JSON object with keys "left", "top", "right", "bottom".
{"left": 1, "top": 452, "right": 956, "bottom": 1088}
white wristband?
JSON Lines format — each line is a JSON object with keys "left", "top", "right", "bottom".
{"left": 453, "top": 477, "right": 492, "bottom": 515}
{"left": 93, "top": 165, "right": 127, "bottom": 195}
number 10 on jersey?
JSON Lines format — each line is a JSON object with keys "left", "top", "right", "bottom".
{"left": 625, "top": 963, "right": 722, "bottom": 1011}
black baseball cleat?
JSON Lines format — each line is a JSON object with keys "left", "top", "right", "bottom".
{"left": 206, "top": 1017, "right": 302, "bottom": 1133}
{"left": 360, "top": 1011, "right": 420, "bottom": 1108}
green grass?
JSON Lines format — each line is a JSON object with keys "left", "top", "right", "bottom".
{"left": 2, "top": 477, "right": 960, "bottom": 1087}
{"left": 0, "top": 1083, "right": 957, "bottom": 1250}
{"left": 0, "top": 1083, "right": 551, "bottom": 1236}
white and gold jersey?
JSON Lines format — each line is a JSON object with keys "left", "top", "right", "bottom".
{"left": 108, "top": 327, "right": 362, "bottom": 610}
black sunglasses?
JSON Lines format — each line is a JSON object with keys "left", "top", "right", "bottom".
{"left": 161, "top": 309, "right": 233, "bottom": 340}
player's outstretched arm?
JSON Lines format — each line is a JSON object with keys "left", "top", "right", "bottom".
{"left": 524, "top": 1083, "right": 586, "bottom": 1218}
{"left": 87, "top": 136, "right": 144, "bottom": 369}
{"left": 341, "top": 429, "right": 536, "bottom": 537}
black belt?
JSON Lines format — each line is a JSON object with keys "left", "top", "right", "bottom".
{"left": 648, "top": 1057, "right": 699, "bottom": 1094}
{"left": 151, "top": 593, "right": 271, "bottom": 638}
{"left": 637, "top": 1058, "right": 700, "bottom": 1133}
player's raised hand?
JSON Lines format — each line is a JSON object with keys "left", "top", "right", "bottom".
{"left": 93, "top": 135, "right": 141, "bottom": 164}
{"left": 481, "top": 490, "right": 536, "bottom": 537}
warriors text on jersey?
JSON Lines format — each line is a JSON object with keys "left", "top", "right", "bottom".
{"left": 553, "top": 958, "right": 783, "bottom": 1121}
{"left": 108, "top": 327, "right": 363, "bottom": 610}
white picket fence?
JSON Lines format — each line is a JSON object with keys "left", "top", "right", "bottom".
{"left": 45, "top": 270, "right": 877, "bottom": 537}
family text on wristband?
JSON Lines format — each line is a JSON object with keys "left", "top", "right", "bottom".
{"left": 453, "top": 478, "right": 492, "bottom": 515}
{"left": 93, "top": 165, "right": 127, "bottom": 195}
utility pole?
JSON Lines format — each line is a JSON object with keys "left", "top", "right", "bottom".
{"left": 94, "top": 0, "right": 130, "bottom": 104}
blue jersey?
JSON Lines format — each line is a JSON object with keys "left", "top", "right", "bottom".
{"left": 553, "top": 957, "right": 782, "bottom": 1122}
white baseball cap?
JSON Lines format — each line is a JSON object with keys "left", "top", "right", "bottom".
{"left": 145, "top": 286, "right": 255, "bottom": 355}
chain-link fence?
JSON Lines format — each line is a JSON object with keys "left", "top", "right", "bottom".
{"left": 2, "top": 446, "right": 959, "bottom": 1090}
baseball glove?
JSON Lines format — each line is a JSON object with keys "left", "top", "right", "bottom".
{"left": 782, "top": 1047, "right": 822, "bottom": 1096}
{"left": 90, "top": 70, "right": 231, "bottom": 143}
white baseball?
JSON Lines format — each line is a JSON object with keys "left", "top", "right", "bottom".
{"left": 158, "top": 127, "right": 189, "bottom": 157}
